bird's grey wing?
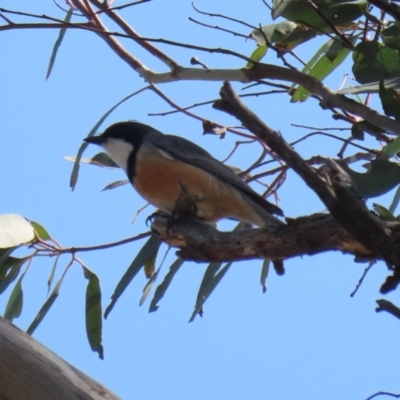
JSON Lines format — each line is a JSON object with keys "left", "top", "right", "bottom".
{"left": 148, "top": 133, "right": 283, "bottom": 217}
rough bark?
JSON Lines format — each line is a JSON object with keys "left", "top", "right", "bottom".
{"left": 151, "top": 213, "right": 400, "bottom": 263}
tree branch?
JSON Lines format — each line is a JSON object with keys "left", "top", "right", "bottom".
{"left": 150, "top": 213, "right": 378, "bottom": 262}
{"left": 0, "top": 317, "right": 120, "bottom": 400}
{"left": 213, "top": 81, "right": 400, "bottom": 268}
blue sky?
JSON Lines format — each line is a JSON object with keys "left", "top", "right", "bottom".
{"left": 1, "top": 1, "right": 400, "bottom": 399}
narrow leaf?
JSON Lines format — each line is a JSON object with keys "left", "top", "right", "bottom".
{"left": 143, "top": 251, "right": 157, "bottom": 279}
{"left": 381, "top": 136, "right": 400, "bottom": 160}
{"left": 47, "top": 255, "right": 60, "bottom": 294}
{"left": 139, "top": 267, "right": 161, "bottom": 306}
{"left": 390, "top": 185, "right": 400, "bottom": 214}
{"left": 26, "top": 276, "right": 64, "bottom": 335}
{"left": 292, "top": 37, "right": 355, "bottom": 102}
{"left": 70, "top": 87, "right": 148, "bottom": 190}
{"left": 189, "top": 262, "right": 232, "bottom": 322}
{"left": 0, "top": 256, "right": 26, "bottom": 283}
{"left": 246, "top": 45, "right": 268, "bottom": 67}
{"left": 196, "top": 262, "right": 223, "bottom": 304}
{"left": 373, "top": 203, "right": 396, "bottom": 221}
{"left": 149, "top": 258, "right": 184, "bottom": 313}
{"left": 83, "top": 266, "right": 103, "bottom": 359}
{"left": 0, "top": 248, "right": 14, "bottom": 269}
{"left": 0, "top": 263, "right": 23, "bottom": 294}
{"left": 101, "top": 180, "right": 130, "bottom": 192}
{"left": 4, "top": 272, "right": 25, "bottom": 322}
{"left": 46, "top": 8, "right": 73, "bottom": 80}
{"left": 104, "top": 235, "right": 162, "bottom": 318}
{"left": 379, "top": 80, "right": 400, "bottom": 121}
{"left": 260, "top": 259, "right": 270, "bottom": 293}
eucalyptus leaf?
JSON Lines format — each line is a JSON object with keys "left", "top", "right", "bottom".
{"left": 101, "top": 180, "right": 129, "bottom": 191}
{"left": 104, "top": 235, "right": 162, "bottom": 318}
{"left": 0, "top": 214, "right": 35, "bottom": 249}
{"left": 379, "top": 81, "right": 400, "bottom": 121}
{"left": 30, "top": 220, "right": 52, "bottom": 241}
{"left": 260, "top": 259, "right": 270, "bottom": 293}
{"left": 189, "top": 262, "right": 232, "bottom": 322}
{"left": 149, "top": 258, "right": 184, "bottom": 312}
{"left": 46, "top": 8, "right": 73, "bottom": 80}
{"left": 27, "top": 276, "right": 64, "bottom": 335}
{"left": 341, "top": 159, "right": 400, "bottom": 198}
{"left": 83, "top": 266, "right": 103, "bottom": 359}
{"left": 4, "top": 272, "right": 25, "bottom": 322}
{"left": 352, "top": 41, "right": 400, "bottom": 84}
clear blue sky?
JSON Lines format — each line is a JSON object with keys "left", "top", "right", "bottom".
{"left": 1, "top": 1, "right": 399, "bottom": 399}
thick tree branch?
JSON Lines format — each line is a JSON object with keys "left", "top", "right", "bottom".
{"left": 151, "top": 213, "right": 380, "bottom": 262}
{"left": 141, "top": 66, "right": 400, "bottom": 137}
{"left": 0, "top": 317, "right": 120, "bottom": 400}
{"left": 213, "top": 81, "right": 400, "bottom": 268}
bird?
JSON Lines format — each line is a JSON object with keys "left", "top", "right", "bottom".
{"left": 86, "top": 121, "right": 286, "bottom": 274}
{"left": 84, "top": 121, "right": 284, "bottom": 228}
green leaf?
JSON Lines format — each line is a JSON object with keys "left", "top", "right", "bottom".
{"left": 341, "top": 159, "right": 400, "bottom": 198}
{"left": 139, "top": 267, "right": 161, "bottom": 306}
{"left": 379, "top": 80, "right": 400, "bottom": 121}
{"left": 65, "top": 152, "right": 119, "bottom": 168}
{"left": 189, "top": 262, "right": 232, "bottom": 323}
{"left": 83, "top": 266, "right": 103, "bottom": 360}
{"left": 0, "top": 260, "right": 26, "bottom": 294}
{"left": 26, "top": 275, "right": 64, "bottom": 335}
{"left": 47, "top": 255, "right": 60, "bottom": 294}
{"left": 390, "top": 185, "right": 400, "bottom": 214}
{"left": 352, "top": 41, "right": 400, "bottom": 84}
{"left": 251, "top": 21, "right": 316, "bottom": 50}
{"left": 30, "top": 221, "right": 52, "bottom": 241}
{"left": 0, "top": 214, "right": 35, "bottom": 249}
{"left": 45, "top": 8, "right": 73, "bottom": 80}
{"left": 246, "top": 45, "right": 268, "bottom": 67}
{"left": 0, "top": 248, "right": 15, "bottom": 270}
{"left": 101, "top": 180, "right": 129, "bottom": 191}
{"left": 0, "top": 256, "right": 26, "bottom": 282}
{"left": 272, "top": 0, "right": 365, "bottom": 30}
{"left": 291, "top": 36, "right": 354, "bottom": 102}
{"left": 381, "top": 24, "right": 400, "bottom": 51}
{"left": 381, "top": 136, "right": 400, "bottom": 159}
{"left": 260, "top": 259, "right": 270, "bottom": 293}
{"left": 70, "top": 89, "right": 148, "bottom": 190}
{"left": 143, "top": 251, "right": 157, "bottom": 279}
{"left": 4, "top": 272, "right": 25, "bottom": 322}
{"left": 149, "top": 258, "right": 184, "bottom": 313}
{"left": 104, "top": 235, "right": 162, "bottom": 319}
{"left": 373, "top": 203, "right": 396, "bottom": 221}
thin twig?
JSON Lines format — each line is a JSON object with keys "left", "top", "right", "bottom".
{"left": 350, "top": 260, "right": 376, "bottom": 297}
{"left": 290, "top": 131, "right": 377, "bottom": 153}
{"left": 306, "top": 0, "right": 355, "bottom": 49}
{"left": 189, "top": 17, "right": 248, "bottom": 39}
{"left": 35, "top": 231, "right": 151, "bottom": 255}
{"left": 149, "top": 83, "right": 257, "bottom": 140}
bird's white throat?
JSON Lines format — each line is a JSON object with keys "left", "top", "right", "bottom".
{"left": 102, "top": 138, "right": 134, "bottom": 173}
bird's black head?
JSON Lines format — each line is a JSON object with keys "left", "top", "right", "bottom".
{"left": 84, "top": 121, "right": 163, "bottom": 173}
{"left": 84, "top": 121, "right": 161, "bottom": 146}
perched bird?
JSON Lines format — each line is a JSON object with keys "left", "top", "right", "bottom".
{"left": 84, "top": 121, "right": 284, "bottom": 228}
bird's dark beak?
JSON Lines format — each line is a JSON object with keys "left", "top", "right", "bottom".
{"left": 84, "top": 136, "right": 104, "bottom": 145}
